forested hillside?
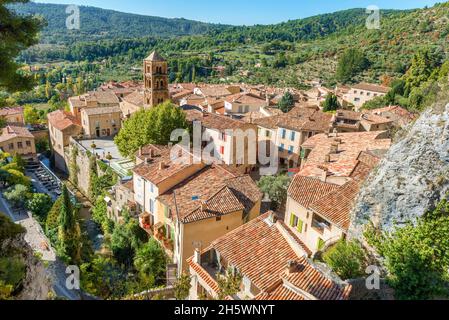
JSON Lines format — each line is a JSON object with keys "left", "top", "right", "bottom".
{"left": 9, "top": 2, "right": 449, "bottom": 112}
{"left": 11, "top": 2, "right": 228, "bottom": 43}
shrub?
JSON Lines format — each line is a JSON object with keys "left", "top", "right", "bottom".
{"left": 322, "top": 240, "right": 367, "bottom": 280}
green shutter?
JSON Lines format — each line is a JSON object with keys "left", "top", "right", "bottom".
{"left": 290, "top": 214, "right": 296, "bottom": 227}
{"left": 297, "top": 219, "right": 304, "bottom": 233}
{"left": 317, "top": 238, "right": 325, "bottom": 251}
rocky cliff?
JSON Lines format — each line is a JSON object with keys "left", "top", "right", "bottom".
{"left": 349, "top": 100, "right": 449, "bottom": 239}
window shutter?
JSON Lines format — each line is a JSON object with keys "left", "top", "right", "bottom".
{"left": 318, "top": 238, "right": 325, "bottom": 251}
{"left": 290, "top": 214, "right": 295, "bottom": 227}
{"left": 297, "top": 219, "right": 304, "bottom": 233}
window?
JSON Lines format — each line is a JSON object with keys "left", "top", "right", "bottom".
{"left": 288, "top": 146, "right": 294, "bottom": 154}
{"left": 290, "top": 214, "right": 304, "bottom": 233}
{"left": 290, "top": 131, "right": 296, "bottom": 141}
{"left": 149, "top": 183, "right": 154, "bottom": 193}
{"left": 149, "top": 199, "right": 154, "bottom": 213}
{"left": 265, "top": 130, "right": 271, "bottom": 138}
{"left": 281, "top": 129, "right": 287, "bottom": 139}
{"left": 221, "top": 132, "right": 227, "bottom": 142}
{"left": 216, "top": 216, "right": 222, "bottom": 222}
{"left": 17, "top": 142, "right": 23, "bottom": 149}
{"left": 26, "top": 141, "right": 31, "bottom": 147}
{"left": 220, "top": 146, "right": 225, "bottom": 155}
{"left": 312, "top": 214, "right": 331, "bottom": 233}
{"left": 8, "top": 143, "right": 14, "bottom": 150}
{"left": 279, "top": 143, "right": 285, "bottom": 152}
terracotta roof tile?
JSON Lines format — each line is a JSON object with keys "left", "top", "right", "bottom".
{"left": 194, "top": 213, "right": 351, "bottom": 300}
{"left": 288, "top": 176, "right": 340, "bottom": 209}
{"left": 0, "top": 126, "right": 34, "bottom": 143}
{"left": 47, "top": 110, "right": 81, "bottom": 131}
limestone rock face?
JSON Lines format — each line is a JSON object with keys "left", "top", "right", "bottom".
{"left": 349, "top": 102, "right": 449, "bottom": 239}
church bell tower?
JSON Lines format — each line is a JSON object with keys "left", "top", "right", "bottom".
{"left": 144, "top": 51, "right": 170, "bottom": 108}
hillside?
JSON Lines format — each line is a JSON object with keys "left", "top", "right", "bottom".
{"left": 13, "top": 2, "right": 449, "bottom": 106}
{"left": 11, "top": 2, "right": 229, "bottom": 43}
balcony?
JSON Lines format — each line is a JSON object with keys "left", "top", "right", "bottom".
{"left": 153, "top": 223, "right": 174, "bottom": 257}
{"left": 139, "top": 213, "right": 154, "bottom": 235}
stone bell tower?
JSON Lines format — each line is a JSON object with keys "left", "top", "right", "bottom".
{"left": 143, "top": 51, "right": 170, "bottom": 108}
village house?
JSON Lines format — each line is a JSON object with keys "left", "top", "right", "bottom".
{"left": 281, "top": 131, "right": 391, "bottom": 253}
{"left": 184, "top": 109, "right": 258, "bottom": 173}
{"left": 331, "top": 110, "right": 394, "bottom": 133}
{"left": 194, "top": 85, "right": 240, "bottom": 99}
{"left": 97, "top": 80, "right": 142, "bottom": 99}
{"left": 0, "top": 125, "right": 36, "bottom": 158}
{"left": 47, "top": 110, "right": 82, "bottom": 172}
{"left": 254, "top": 108, "right": 333, "bottom": 169}
{"left": 0, "top": 107, "right": 25, "bottom": 125}
{"left": 80, "top": 105, "right": 122, "bottom": 139}
{"left": 285, "top": 151, "right": 382, "bottom": 253}
{"left": 188, "top": 212, "right": 352, "bottom": 300}
{"left": 298, "top": 131, "right": 392, "bottom": 185}
{"left": 342, "top": 83, "right": 390, "bottom": 111}
{"left": 120, "top": 90, "right": 145, "bottom": 118}
{"left": 68, "top": 90, "right": 120, "bottom": 122}
{"left": 367, "top": 105, "right": 417, "bottom": 128}
{"left": 223, "top": 93, "right": 268, "bottom": 115}
{"left": 131, "top": 144, "right": 262, "bottom": 274}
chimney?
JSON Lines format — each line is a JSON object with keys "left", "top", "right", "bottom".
{"left": 159, "top": 161, "right": 166, "bottom": 170}
{"left": 330, "top": 142, "right": 339, "bottom": 154}
{"left": 194, "top": 248, "right": 201, "bottom": 264}
{"left": 138, "top": 147, "right": 142, "bottom": 157}
{"left": 200, "top": 201, "right": 207, "bottom": 212}
{"left": 324, "top": 154, "right": 331, "bottom": 163}
{"left": 286, "top": 260, "right": 298, "bottom": 276}
{"left": 320, "top": 167, "right": 329, "bottom": 183}
{"left": 269, "top": 212, "right": 278, "bottom": 224}
{"left": 149, "top": 149, "right": 154, "bottom": 159}
{"left": 333, "top": 128, "right": 339, "bottom": 137}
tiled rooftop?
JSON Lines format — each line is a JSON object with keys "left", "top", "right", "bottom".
{"left": 191, "top": 212, "right": 351, "bottom": 300}
{"left": 47, "top": 110, "right": 81, "bottom": 131}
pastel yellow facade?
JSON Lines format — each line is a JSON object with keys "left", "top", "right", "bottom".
{"left": 0, "top": 136, "right": 36, "bottom": 157}
{"left": 285, "top": 196, "right": 344, "bottom": 254}
{"left": 81, "top": 109, "right": 122, "bottom": 139}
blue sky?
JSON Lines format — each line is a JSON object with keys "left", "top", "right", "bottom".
{"left": 35, "top": 0, "right": 441, "bottom": 25}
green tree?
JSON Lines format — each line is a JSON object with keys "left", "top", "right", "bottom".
{"left": 0, "top": 117, "right": 6, "bottom": 129}
{"left": 91, "top": 195, "right": 114, "bottom": 234}
{"left": 0, "top": 211, "right": 25, "bottom": 242}
{"left": 133, "top": 239, "right": 167, "bottom": 287}
{"left": 0, "top": 0, "right": 44, "bottom": 92}
{"left": 217, "top": 268, "right": 242, "bottom": 300}
{"left": 322, "top": 240, "right": 367, "bottom": 280}
{"left": 365, "top": 198, "right": 449, "bottom": 300}
{"left": 57, "top": 185, "right": 82, "bottom": 264}
{"left": 3, "top": 184, "right": 30, "bottom": 208}
{"left": 80, "top": 255, "right": 127, "bottom": 300}
{"left": 257, "top": 174, "right": 291, "bottom": 210}
{"left": 23, "top": 105, "right": 40, "bottom": 125}
{"left": 336, "top": 48, "right": 369, "bottom": 83}
{"left": 278, "top": 92, "right": 295, "bottom": 113}
{"left": 115, "top": 101, "right": 189, "bottom": 158}
{"left": 403, "top": 49, "right": 440, "bottom": 96}
{"left": 12, "top": 154, "right": 25, "bottom": 172}
{"left": 322, "top": 93, "right": 340, "bottom": 112}
{"left": 26, "top": 193, "right": 53, "bottom": 220}
{"left": 174, "top": 273, "right": 192, "bottom": 300}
